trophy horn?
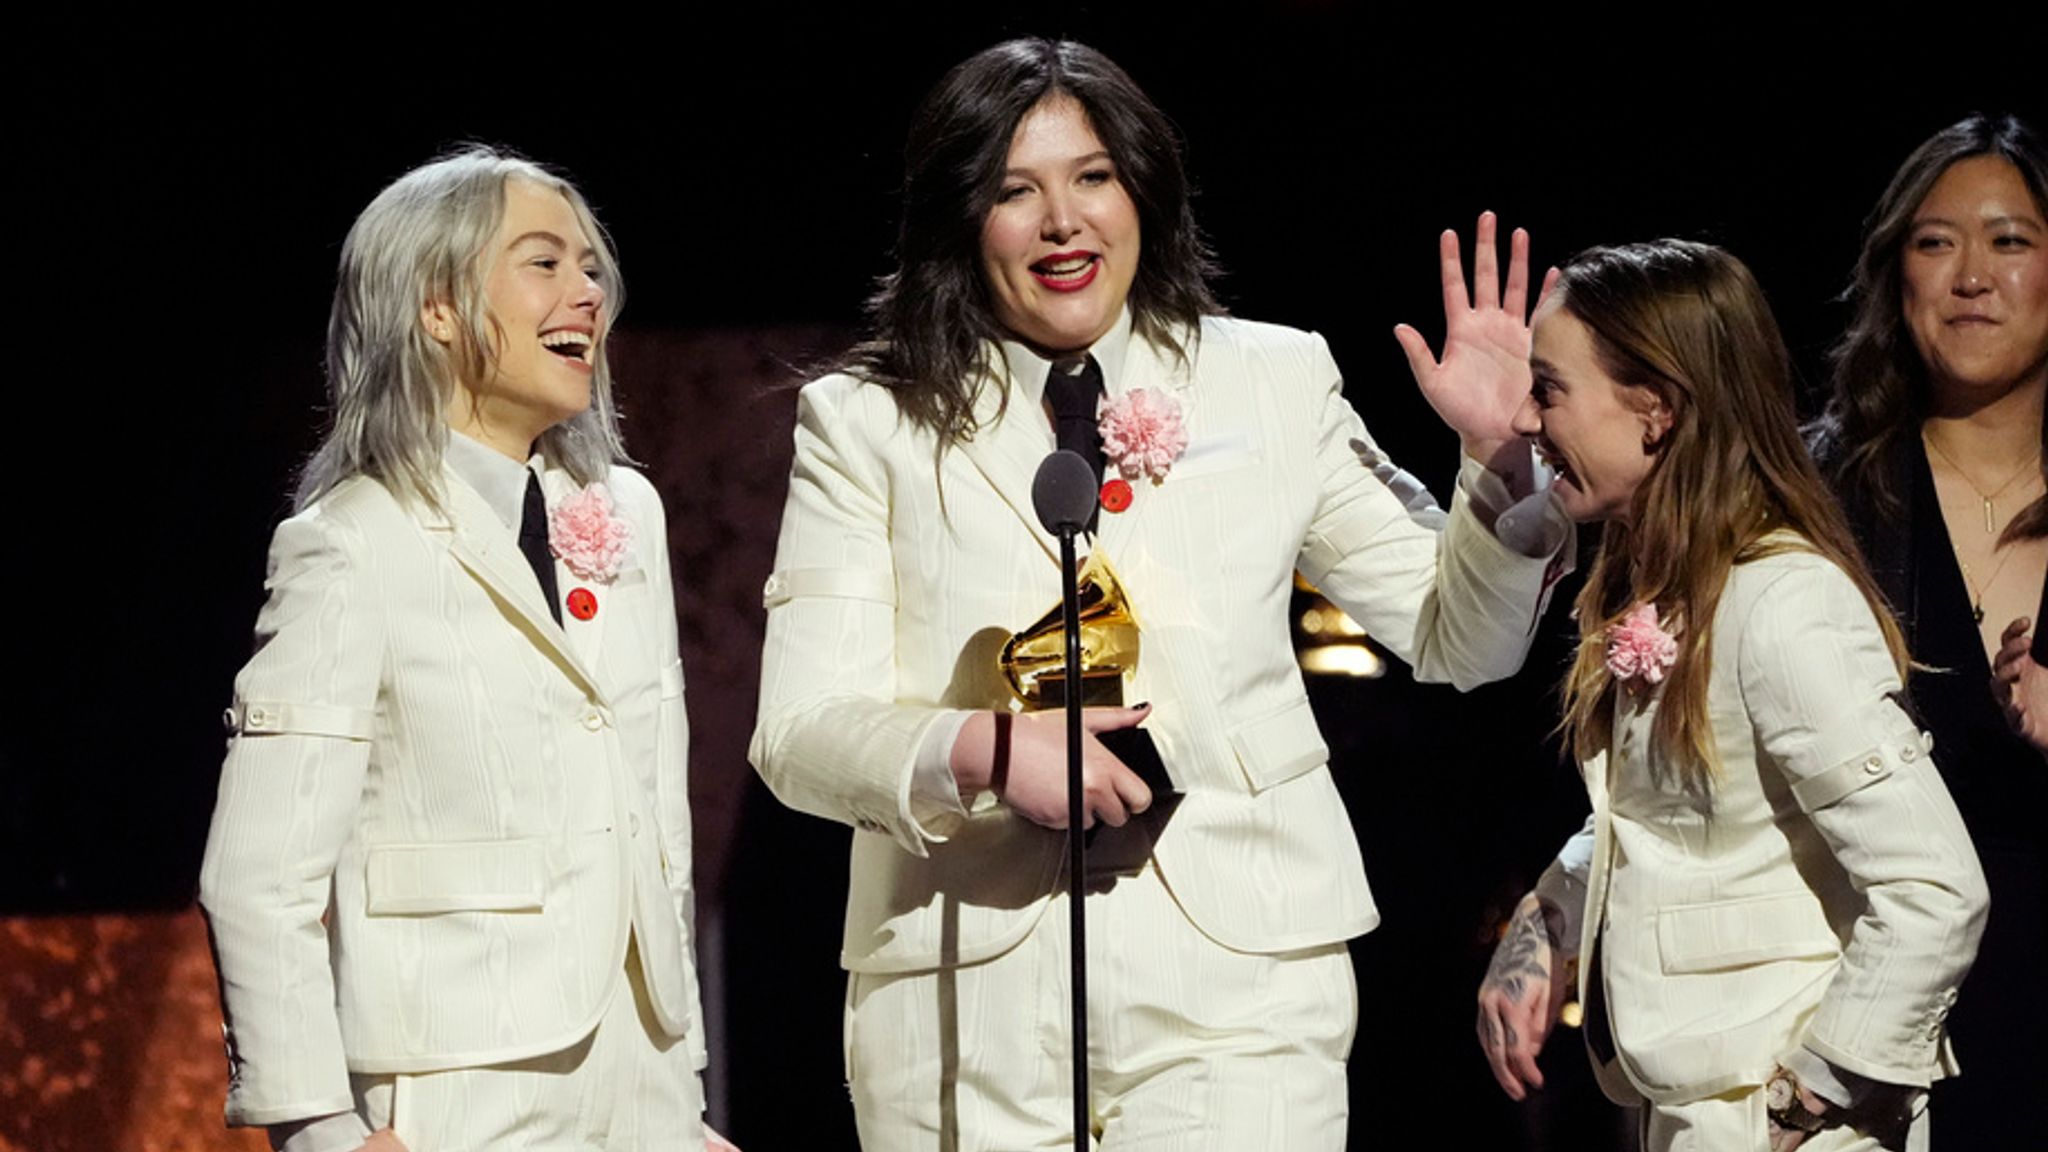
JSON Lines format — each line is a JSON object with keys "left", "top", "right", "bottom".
{"left": 999, "top": 548, "right": 1142, "bottom": 710}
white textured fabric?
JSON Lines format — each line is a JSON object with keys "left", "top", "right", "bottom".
{"left": 750, "top": 312, "right": 1569, "bottom": 975}
{"left": 201, "top": 463, "right": 706, "bottom": 1130}
{"left": 847, "top": 855, "right": 1353, "bottom": 1152}
{"left": 1641, "top": 1085, "right": 1926, "bottom": 1152}
{"left": 1571, "top": 544, "right": 1986, "bottom": 1113}
{"left": 351, "top": 949, "right": 706, "bottom": 1152}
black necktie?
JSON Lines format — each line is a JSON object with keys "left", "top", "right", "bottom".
{"left": 519, "top": 471, "right": 563, "bottom": 626}
{"left": 1045, "top": 356, "right": 1104, "bottom": 532}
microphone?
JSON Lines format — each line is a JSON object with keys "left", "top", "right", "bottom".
{"left": 1033, "top": 450, "right": 1098, "bottom": 535}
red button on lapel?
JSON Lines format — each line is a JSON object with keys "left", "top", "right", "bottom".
{"left": 567, "top": 587, "right": 598, "bottom": 621}
{"left": 1100, "top": 478, "right": 1133, "bottom": 514}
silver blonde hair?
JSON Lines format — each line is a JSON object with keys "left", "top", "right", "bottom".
{"left": 297, "top": 145, "right": 629, "bottom": 511}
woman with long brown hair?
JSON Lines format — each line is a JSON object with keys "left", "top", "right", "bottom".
{"left": 1473, "top": 240, "right": 1986, "bottom": 1150}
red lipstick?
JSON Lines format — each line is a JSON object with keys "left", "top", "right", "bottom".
{"left": 1030, "top": 250, "right": 1101, "bottom": 293}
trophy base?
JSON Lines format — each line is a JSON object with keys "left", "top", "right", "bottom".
{"left": 1030, "top": 672, "right": 1125, "bottom": 710}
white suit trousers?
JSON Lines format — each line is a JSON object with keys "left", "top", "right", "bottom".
{"left": 846, "top": 844, "right": 1355, "bottom": 1151}
{"left": 354, "top": 942, "right": 706, "bottom": 1152}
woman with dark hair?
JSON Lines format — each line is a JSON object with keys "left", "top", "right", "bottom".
{"left": 1473, "top": 239, "right": 1986, "bottom": 1151}
{"left": 750, "top": 37, "right": 1571, "bottom": 1150}
{"left": 1810, "top": 112, "right": 2047, "bottom": 1148}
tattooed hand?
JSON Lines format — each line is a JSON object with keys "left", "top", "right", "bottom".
{"left": 1476, "top": 890, "right": 1572, "bottom": 1100}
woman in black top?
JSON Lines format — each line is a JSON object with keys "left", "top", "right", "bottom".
{"left": 1812, "top": 112, "right": 2046, "bottom": 1148}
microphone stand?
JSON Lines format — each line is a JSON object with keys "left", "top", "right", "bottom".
{"left": 1058, "top": 515, "right": 1088, "bottom": 1150}
{"left": 1030, "top": 449, "right": 1098, "bottom": 1150}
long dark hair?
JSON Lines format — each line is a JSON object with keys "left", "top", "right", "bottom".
{"left": 847, "top": 38, "right": 1221, "bottom": 447}
{"left": 1558, "top": 241, "right": 1906, "bottom": 790}
{"left": 1815, "top": 113, "right": 2048, "bottom": 542}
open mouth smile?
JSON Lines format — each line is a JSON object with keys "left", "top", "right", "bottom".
{"left": 541, "top": 329, "right": 595, "bottom": 365}
{"left": 1030, "top": 251, "right": 1101, "bottom": 293}
{"left": 1536, "top": 441, "right": 1577, "bottom": 487}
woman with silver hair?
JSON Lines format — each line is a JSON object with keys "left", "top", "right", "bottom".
{"left": 201, "top": 147, "right": 733, "bottom": 1152}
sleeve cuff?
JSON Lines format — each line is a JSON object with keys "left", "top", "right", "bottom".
{"left": 1533, "top": 818, "right": 1594, "bottom": 958}
{"left": 1782, "top": 1046, "right": 1873, "bottom": 1110}
{"left": 1550, "top": 815, "right": 1596, "bottom": 887}
{"left": 902, "top": 710, "right": 975, "bottom": 841}
{"left": 1460, "top": 452, "right": 1570, "bottom": 558}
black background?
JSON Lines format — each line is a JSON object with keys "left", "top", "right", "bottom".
{"left": 6, "top": 4, "right": 2042, "bottom": 1147}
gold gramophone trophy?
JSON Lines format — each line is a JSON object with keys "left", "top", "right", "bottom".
{"left": 999, "top": 548, "right": 1141, "bottom": 710}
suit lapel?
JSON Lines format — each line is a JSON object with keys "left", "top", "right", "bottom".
{"left": 1090, "top": 332, "right": 1193, "bottom": 569}
{"left": 433, "top": 467, "right": 607, "bottom": 703}
{"left": 957, "top": 372, "right": 1062, "bottom": 569}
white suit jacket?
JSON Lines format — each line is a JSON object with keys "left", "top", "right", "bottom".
{"left": 199, "top": 462, "right": 705, "bottom": 1127}
{"left": 751, "top": 313, "right": 1566, "bottom": 973}
{"left": 1570, "top": 545, "right": 1987, "bottom": 1106}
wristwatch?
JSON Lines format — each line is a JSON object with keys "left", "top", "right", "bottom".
{"left": 1765, "top": 1067, "right": 1832, "bottom": 1135}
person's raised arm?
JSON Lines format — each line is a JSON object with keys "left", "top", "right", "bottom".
{"left": 1394, "top": 211, "right": 1559, "bottom": 497}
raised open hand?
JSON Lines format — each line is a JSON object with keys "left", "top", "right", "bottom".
{"left": 1394, "top": 212, "right": 1557, "bottom": 474}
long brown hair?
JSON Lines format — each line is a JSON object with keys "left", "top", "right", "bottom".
{"left": 1557, "top": 241, "right": 1907, "bottom": 789}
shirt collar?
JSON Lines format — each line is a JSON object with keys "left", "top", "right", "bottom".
{"left": 443, "top": 428, "right": 536, "bottom": 532}
{"left": 997, "top": 306, "right": 1136, "bottom": 406}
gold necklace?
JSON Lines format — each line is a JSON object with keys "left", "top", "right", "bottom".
{"left": 1955, "top": 548, "right": 2019, "bottom": 625}
{"left": 1923, "top": 430, "right": 2043, "bottom": 534}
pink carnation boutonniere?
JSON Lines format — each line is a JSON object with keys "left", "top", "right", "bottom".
{"left": 549, "top": 483, "right": 633, "bottom": 583}
{"left": 1097, "top": 388, "right": 1189, "bottom": 485}
{"left": 1606, "top": 603, "right": 1678, "bottom": 687}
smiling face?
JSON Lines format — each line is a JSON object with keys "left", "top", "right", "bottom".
{"left": 1517, "top": 300, "right": 1671, "bottom": 524}
{"left": 431, "top": 178, "right": 607, "bottom": 458}
{"left": 980, "top": 95, "right": 1141, "bottom": 355}
{"left": 1901, "top": 155, "right": 2048, "bottom": 406}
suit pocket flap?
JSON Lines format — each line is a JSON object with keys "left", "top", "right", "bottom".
{"left": 1656, "top": 891, "right": 1838, "bottom": 974}
{"left": 364, "top": 839, "right": 547, "bottom": 915}
{"left": 1227, "top": 698, "right": 1330, "bottom": 794}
